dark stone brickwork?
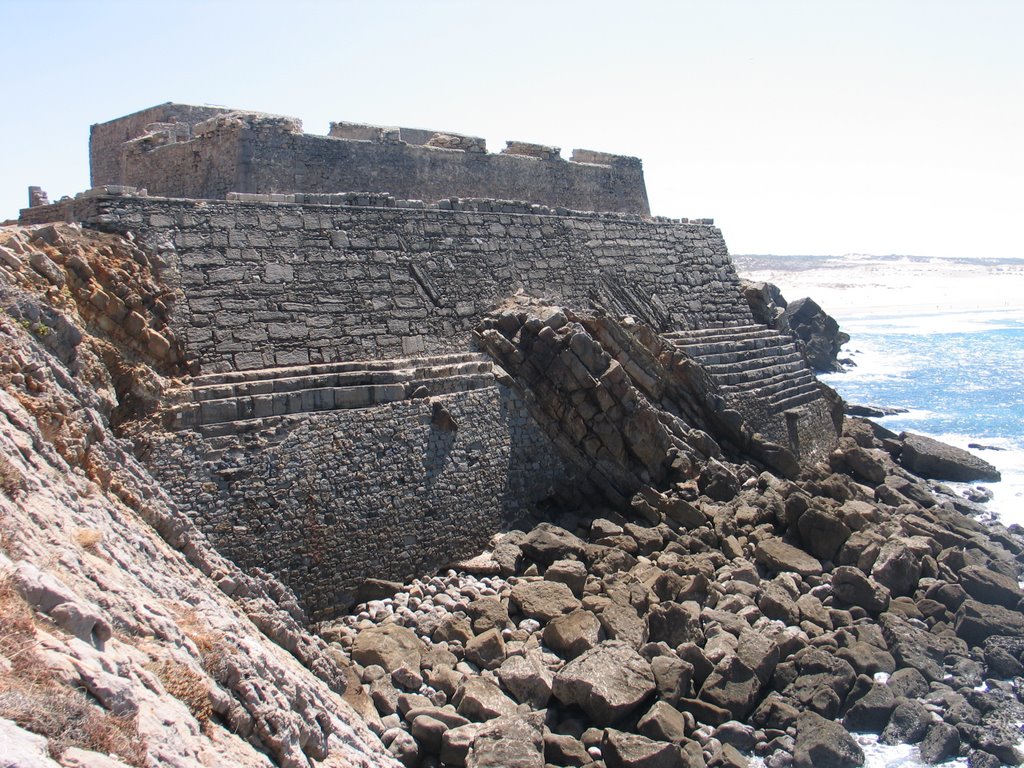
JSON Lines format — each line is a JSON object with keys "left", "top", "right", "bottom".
{"left": 64, "top": 195, "right": 752, "bottom": 374}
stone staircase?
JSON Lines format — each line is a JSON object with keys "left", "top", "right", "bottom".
{"left": 165, "top": 352, "right": 497, "bottom": 438}
{"left": 665, "top": 325, "right": 823, "bottom": 415}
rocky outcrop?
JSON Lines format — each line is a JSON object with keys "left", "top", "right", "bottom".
{"left": 322, "top": 412, "right": 1024, "bottom": 768}
{"left": 898, "top": 431, "right": 1002, "bottom": 482}
{"left": 5, "top": 220, "right": 1024, "bottom": 768}
{"left": 0, "top": 224, "right": 395, "bottom": 767}
{"left": 740, "top": 280, "right": 849, "bottom": 372}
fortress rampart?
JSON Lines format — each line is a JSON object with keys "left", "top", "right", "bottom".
{"left": 20, "top": 105, "right": 841, "bottom": 619}
{"left": 31, "top": 191, "right": 750, "bottom": 373}
{"left": 89, "top": 103, "right": 650, "bottom": 215}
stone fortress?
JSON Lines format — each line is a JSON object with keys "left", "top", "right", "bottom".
{"left": 22, "top": 103, "right": 842, "bottom": 620}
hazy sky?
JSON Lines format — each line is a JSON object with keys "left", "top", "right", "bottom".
{"left": 2, "top": 0, "right": 1021, "bottom": 258}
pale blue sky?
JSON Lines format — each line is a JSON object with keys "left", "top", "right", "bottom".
{"left": 2, "top": 0, "right": 1021, "bottom": 258}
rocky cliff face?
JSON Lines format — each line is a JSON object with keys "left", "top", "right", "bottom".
{"left": 0, "top": 224, "right": 396, "bottom": 767}
{"left": 3, "top": 222, "right": 1023, "bottom": 768}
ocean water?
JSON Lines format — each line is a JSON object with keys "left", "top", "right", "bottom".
{"left": 735, "top": 254, "right": 1024, "bottom": 767}
{"left": 734, "top": 254, "right": 1024, "bottom": 527}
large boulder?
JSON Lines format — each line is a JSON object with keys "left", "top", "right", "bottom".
{"left": 543, "top": 608, "right": 602, "bottom": 658}
{"left": 598, "top": 602, "right": 649, "bottom": 649}
{"left": 697, "top": 655, "right": 762, "bottom": 721}
{"left": 455, "top": 677, "right": 519, "bottom": 721}
{"left": 797, "top": 506, "right": 851, "bottom": 562}
{"left": 958, "top": 565, "right": 1024, "bottom": 609}
{"left": 510, "top": 580, "right": 581, "bottom": 622}
{"left": 497, "top": 652, "right": 554, "bottom": 709}
{"left": 755, "top": 538, "right": 823, "bottom": 578}
{"left": 843, "top": 683, "right": 896, "bottom": 733}
{"left": 779, "top": 296, "right": 849, "bottom": 373}
{"left": 602, "top": 729, "right": 688, "bottom": 768}
{"left": 870, "top": 539, "right": 921, "bottom": 597}
{"left": 351, "top": 623, "right": 423, "bottom": 671}
{"left": 519, "top": 523, "right": 587, "bottom": 565}
{"left": 831, "top": 566, "right": 890, "bottom": 613}
{"left": 880, "top": 613, "right": 966, "bottom": 682}
{"left": 793, "top": 711, "right": 864, "bottom": 768}
{"left": 646, "top": 602, "right": 703, "bottom": 648}
{"left": 552, "top": 641, "right": 656, "bottom": 725}
{"left": 955, "top": 599, "right": 1024, "bottom": 647}
{"left": 898, "top": 432, "right": 1001, "bottom": 482}
{"left": 467, "top": 713, "right": 545, "bottom": 768}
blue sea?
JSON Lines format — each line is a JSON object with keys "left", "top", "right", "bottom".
{"left": 820, "top": 314, "right": 1024, "bottom": 525}
{"left": 734, "top": 254, "right": 1024, "bottom": 768}
{"left": 735, "top": 254, "right": 1024, "bottom": 528}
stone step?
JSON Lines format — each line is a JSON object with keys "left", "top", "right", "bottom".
{"left": 181, "top": 359, "right": 493, "bottom": 403}
{"left": 664, "top": 324, "right": 772, "bottom": 343}
{"left": 171, "top": 372, "right": 497, "bottom": 430}
{"left": 184, "top": 351, "right": 490, "bottom": 388}
{"left": 772, "top": 385, "right": 825, "bottom": 414}
{"left": 703, "top": 351, "right": 806, "bottom": 380}
{"left": 721, "top": 370, "right": 818, "bottom": 400}
{"left": 681, "top": 342, "right": 802, "bottom": 368}
{"left": 670, "top": 334, "right": 794, "bottom": 359}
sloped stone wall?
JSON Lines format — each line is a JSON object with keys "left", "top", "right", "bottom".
{"left": 147, "top": 385, "right": 572, "bottom": 619}
{"left": 67, "top": 194, "right": 752, "bottom": 374}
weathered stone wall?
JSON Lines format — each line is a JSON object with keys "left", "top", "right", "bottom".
{"left": 94, "top": 108, "right": 651, "bottom": 215}
{"left": 56, "top": 193, "right": 752, "bottom": 374}
{"left": 89, "top": 102, "right": 232, "bottom": 189}
{"left": 148, "top": 385, "right": 573, "bottom": 619}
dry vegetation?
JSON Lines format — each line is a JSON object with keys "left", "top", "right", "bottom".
{"left": 0, "top": 575, "right": 148, "bottom": 765}
{"left": 73, "top": 527, "right": 104, "bottom": 552}
{"left": 147, "top": 656, "right": 213, "bottom": 725}
{"left": 0, "top": 452, "right": 24, "bottom": 498}
{"left": 177, "top": 606, "right": 232, "bottom": 685}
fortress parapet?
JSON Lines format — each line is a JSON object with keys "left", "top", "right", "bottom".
{"left": 90, "top": 103, "right": 650, "bottom": 215}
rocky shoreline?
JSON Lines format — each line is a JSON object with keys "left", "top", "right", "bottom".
{"left": 2, "top": 221, "right": 1023, "bottom": 768}
{"left": 323, "top": 423, "right": 1024, "bottom": 768}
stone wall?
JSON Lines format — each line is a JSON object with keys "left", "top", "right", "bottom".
{"left": 148, "top": 385, "right": 572, "bottom": 619}
{"left": 92, "top": 107, "right": 651, "bottom": 215}
{"left": 89, "top": 102, "right": 231, "bottom": 189}
{"left": 49, "top": 193, "right": 752, "bottom": 374}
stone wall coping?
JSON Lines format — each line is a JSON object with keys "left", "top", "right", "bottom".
{"left": 20, "top": 186, "right": 713, "bottom": 227}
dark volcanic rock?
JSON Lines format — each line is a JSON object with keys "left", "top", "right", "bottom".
{"left": 793, "top": 710, "right": 864, "bottom": 768}
{"left": 959, "top": 565, "right": 1024, "bottom": 609}
{"left": 843, "top": 682, "right": 896, "bottom": 733}
{"left": 955, "top": 599, "right": 1024, "bottom": 647}
{"left": 918, "top": 722, "right": 960, "bottom": 764}
{"left": 697, "top": 655, "right": 763, "bottom": 721}
{"left": 780, "top": 296, "right": 849, "bottom": 373}
{"left": 880, "top": 612, "right": 966, "bottom": 683}
{"left": 831, "top": 566, "right": 891, "bottom": 613}
{"left": 880, "top": 698, "right": 930, "bottom": 745}
{"left": 797, "top": 506, "right": 852, "bottom": 561}
{"left": 898, "top": 432, "right": 1001, "bottom": 482}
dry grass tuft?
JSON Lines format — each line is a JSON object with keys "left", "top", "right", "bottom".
{"left": 0, "top": 452, "right": 25, "bottom": 499}
{"left": 0, "top": 575, "right": 148, "bottom": 765}
{"left": 147, "top": 657, "right": 212, "bottom": 724}
{"left": 73, "top": 527, "right": 104, "bottom": 552}
{"left": 177, "top": 607, "right": 233, "bottom": 685}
